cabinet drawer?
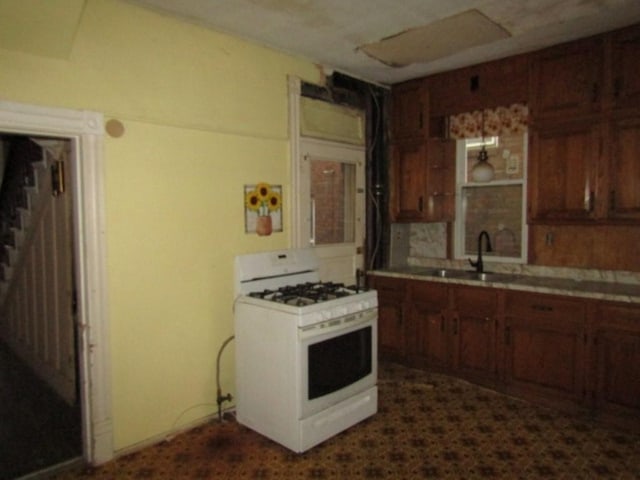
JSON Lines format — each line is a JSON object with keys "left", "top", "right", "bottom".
{"left": 369, "top": 276, "right": 406, "bottom": 299}
{"left": 505, "top": 291, "right": 584, "bottom": 320}
{"left": 453, "top": 286, "right": 498, "bottom": 315}
{"left": 409, "top": 280, "right": 449, "bottom": 308}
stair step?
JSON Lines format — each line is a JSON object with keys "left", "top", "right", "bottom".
{"left": 2, "top": 230, "right": 16, "bottom": 248}
{"left": 11, "top": 228, "right": 24, "bottom": 250}
{"left": 15, "top": 189, "right": 29, "bottom": 209}
{"left": 3, "top": 245, "right": 18, "bottom": 266}
{"left": 18, "top": 208, "right": 31, "bottom": 230}
{"left": 1, "top": 263, "right": 13, "bottom": 283}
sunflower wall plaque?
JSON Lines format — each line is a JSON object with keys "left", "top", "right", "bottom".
{"left": 244, "top": 183, "right": 283, "bottom": 236}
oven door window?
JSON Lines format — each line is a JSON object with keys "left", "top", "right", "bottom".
{"left": 307, "top": 326, "right": 372, "bottom": 400}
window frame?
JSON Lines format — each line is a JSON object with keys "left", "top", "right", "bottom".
{"left": 453, "top": 133, "right": 529, "bottom": 264}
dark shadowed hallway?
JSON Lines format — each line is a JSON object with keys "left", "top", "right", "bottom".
{"left": 0, "top": 341, "right": 81, "bottom": 480}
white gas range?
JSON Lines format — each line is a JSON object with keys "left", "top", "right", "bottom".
{"left": 233, "top": 248, "right": 378, "bottom": 453}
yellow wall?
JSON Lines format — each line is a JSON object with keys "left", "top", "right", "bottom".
{"left": 0, "top": 0, "right": 321, "bottom": 450}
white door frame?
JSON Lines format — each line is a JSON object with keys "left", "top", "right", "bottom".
{"left": 0, "top": 100, "right": 113, "bottom": 464}
{"left": 288, "top": 77, "right": 366, "bottom": 284}
{"left": 288, "top": 76, "right": 303, "bottom": 248}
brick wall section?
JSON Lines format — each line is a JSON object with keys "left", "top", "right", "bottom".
{"left": 310, "top": 160, "right": 345, "bottom": 244}
{"left": 464, "top": 133, "right": 525, "bottom": 258}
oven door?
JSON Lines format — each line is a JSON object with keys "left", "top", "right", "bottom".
{"left": 298, "top": 308, "right": 377, "bottom": 419}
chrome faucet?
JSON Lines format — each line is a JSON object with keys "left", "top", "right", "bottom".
{"left": 469, "top": 230, "right": 493, "bottom": 273}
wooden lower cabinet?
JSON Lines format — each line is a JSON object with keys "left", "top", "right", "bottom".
{"left": 503, "top": 291, "right": 587, "bottom": 407}
{"left": 407, "top": 280, "right": 450, "bottom": 370}
{"left": 451, "top": 286, "right": 499, "bottom": 386}
{"left": 592, "top": 302, "right": 640, "bottom": 429}
{"left": 369, "top": 274, "right": 640, "bottom": 432}
{"left": 369, "top": 275, "right": 407, "bottom": 362}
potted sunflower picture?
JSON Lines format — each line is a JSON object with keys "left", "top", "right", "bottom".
{"left": 244, "top": 182, "right": 282, "bottom": 236}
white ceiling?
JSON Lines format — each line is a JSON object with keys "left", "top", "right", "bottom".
{"left": 127, "top": 0, "right": 640, "bottom": 85}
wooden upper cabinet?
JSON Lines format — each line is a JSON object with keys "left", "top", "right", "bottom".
{"left": 425, "top": 138, "right": 456, "bottom": 222}
{"left": 429, "top": 55, "right": 528, "bottom": 117}
{"left": 609, "top": 24, "right": 640, "bottom": 112}
{"left": 390, "top": 139, "right": 428, "bottom": 222}
{"left": 606, "top": 115, "right": 640, "bottom": 221}
{"left": 389, "top": 132, "right": 455, "bottom": 223}
{"left": 428, "top": 69, "right": 471, "bottom": 117}
{"left": 530, "top": 37, "right": 604, "bottom": 120}
{"left": 528, "top": 25, "right": 640, "bottom": 225}
{"left": 528, "top": 119, "right": 601, "bottom": 223}
{"left": 391, "top": 78, "right": 428, "bottom": 141}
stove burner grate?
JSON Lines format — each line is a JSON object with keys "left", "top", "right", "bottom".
{"left": 248, "top": 281, "right": 367, "bottom": 305}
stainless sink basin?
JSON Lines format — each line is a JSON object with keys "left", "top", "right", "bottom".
{"left": 463, "top": 271, "right": 519, "bottom": 282}
{"left": 419, "top": 268, "right": 520, "bottom": 283}
{"left": 425, "top": 268, "right": 469, "bottom": 278}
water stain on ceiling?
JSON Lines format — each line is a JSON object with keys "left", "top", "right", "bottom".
{"left": 358, "top": 9, "right": 511, "bottom": 68}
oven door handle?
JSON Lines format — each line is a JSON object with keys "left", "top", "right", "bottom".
{"left": 310, "top": 197, "right": 316, "bottom": 246}
{"left": 298, "top": 308, "right": 377, "bottom": 340}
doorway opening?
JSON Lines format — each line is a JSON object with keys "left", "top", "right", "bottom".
{"left": 0, "top": 100, "right": 113, "bottom": 475}
{"left": 0, "top": 134, "right": 82, "bottom": 478}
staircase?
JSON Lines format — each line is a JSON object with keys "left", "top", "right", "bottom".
{"left": 0, "top": 136, "right": 78, "bottom": 405}
{"left": 0, "top": 137, "right": 47, "bottom": 300}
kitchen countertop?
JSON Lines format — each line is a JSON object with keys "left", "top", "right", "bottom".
{"left": 370, "top": 266, "right": 640, "bottom": 304}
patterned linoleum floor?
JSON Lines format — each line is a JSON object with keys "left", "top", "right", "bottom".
{"left": 50, "top": 362, "right": 640, "bottom": 480}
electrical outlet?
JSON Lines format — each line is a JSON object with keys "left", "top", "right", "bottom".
{"left": 506, "top": 154, "right": 520, "bottom": 175}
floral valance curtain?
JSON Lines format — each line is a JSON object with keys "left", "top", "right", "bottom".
{"left": 448, "top": 103, "right": 529, "bottom": 139}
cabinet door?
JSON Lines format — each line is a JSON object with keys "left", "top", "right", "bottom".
{"left": 425, "top": 138, "right": 456, "bottom": 222}
{"left": 369, "top": 276, "right": 406, "bottom": 361}
{"left": 504, "top": 292, "right": 586, "bottom": 405}
{"left": 390, "top": 140, "right": 427, "bottom": 222}
{"left": 391, "top": 79, "right": 428, "bottom": 141}
{"left": 428, "top": 55, "right": 528, "bottom": 117}
{"left": 530, "top": 37, "right": 603, "bottom": 119}
{"left": 610, "top": 25, "right": 640, "bottom": 112}
{"left": 593, "top": 303, "right": 640, "bottom": 422}
{"left": 451, "top": 286, "right": 498, "bottom": 385}
{"left": 481, "top": 54, "right": 529, "bottom": 109}
{"left": 409, "top": 280, "right": 450, "bottom": 370}
{"left": 607, "top": 115, "right": 640, "bottom": 220}
{"left": 427, "top": 70, "right": 469, "bottom": 118}
{"left": 528, "top": 120, "right": 601, "bottom": 222}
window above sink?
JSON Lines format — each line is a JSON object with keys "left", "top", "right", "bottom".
{"left": 451, "top": 105, "right": 529, "bottom": 265}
